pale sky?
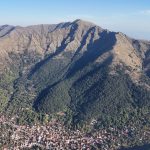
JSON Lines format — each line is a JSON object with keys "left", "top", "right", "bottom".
{"left": 0, "top": 0, "right": 150, "bottom": 40}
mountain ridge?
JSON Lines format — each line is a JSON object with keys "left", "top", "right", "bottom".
{"left": 0, "top": 19, "right": 150, "bottom": 129}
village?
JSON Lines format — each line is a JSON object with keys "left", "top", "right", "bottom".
{"left": 0, "top": 115, "right": 150, "bottom": 150}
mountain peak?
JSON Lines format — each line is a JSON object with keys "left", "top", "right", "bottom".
{"left": 0, "top": 20, "right": 150, "bottom": 147}
{"left": 72, "top": 19, "right": 96, "bottom": 27}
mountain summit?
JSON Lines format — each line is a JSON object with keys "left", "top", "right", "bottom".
{"left": 0, "top": 20, "right": 150, "bottom": 127}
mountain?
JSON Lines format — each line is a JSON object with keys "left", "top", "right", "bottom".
{"left": 0, "top": 19, "right": 150, "bottom": 128}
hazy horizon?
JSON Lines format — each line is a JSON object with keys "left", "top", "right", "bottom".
{"left": 0, "top": 0, "right": 150, "bottom": 40}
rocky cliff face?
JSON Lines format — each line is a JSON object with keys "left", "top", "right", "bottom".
{"left": 0, "top": 19, "right": 150, "bottom": 126}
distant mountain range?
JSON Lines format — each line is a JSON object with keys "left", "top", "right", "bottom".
{"left": 0, "top": 19, "right": 150, "bottom": 128}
